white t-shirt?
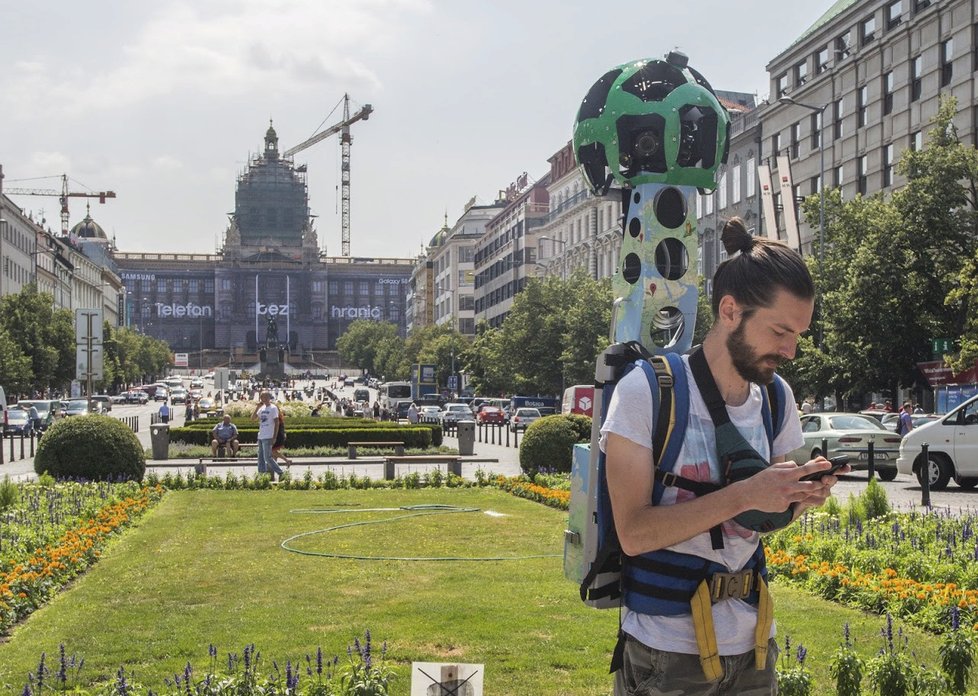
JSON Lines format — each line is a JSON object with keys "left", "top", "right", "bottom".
{"left": 599, "top": 356, "right": 803, "bottom": 656}
{"left": 257, "top": 403, "right": 279, "bottom": 440}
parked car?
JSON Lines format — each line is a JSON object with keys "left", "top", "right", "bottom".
{"left": 5, "top": 408, "right": 34, "bottom": 437}
{"left": 510, "top": 407, "right": 542, "bottom": 432}
{"left": 17, "top": 399, "right": 59, "bottom": 430}
{"left": 64, "top": 399, "right": 94, "bottom": 417}
{"left": 110, "top": 393, "right": 128, "bottom": 404}
{"left": 788, "top": 412, "right": 902, "bottom": 481}
{"left": 418, "top": 405, "right": 442, "bottom": 423}
{"left": 88, "top": 395, "right": 112, "bottom": 412}
{"left": 897, "top": 394, "right": 978, "bottom": 490}
{"left": 477, "top": 406, "right": 507, "bottom": 425}
{"left": 440, "top": 403, "right": 473, "bottom": 425}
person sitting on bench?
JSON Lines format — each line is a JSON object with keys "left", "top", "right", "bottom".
{"left": 211, "top": 415, "right": 240, "bottom": 457}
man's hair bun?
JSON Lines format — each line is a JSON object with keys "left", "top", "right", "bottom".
{"left": 720, "top": 217, "right": 753, "bottom": 256}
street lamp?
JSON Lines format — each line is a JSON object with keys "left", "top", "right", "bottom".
{"left": 779, "top": 95, "right": 828, "bottom": 345}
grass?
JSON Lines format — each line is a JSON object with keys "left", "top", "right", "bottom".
{"left": 0, "top": 488, "right": 949, "bottom": 695}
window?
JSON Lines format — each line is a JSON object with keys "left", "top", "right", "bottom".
{"left": 941, "top": 38, "right": 953, "bottom": 86}
{"left": 793, "top": 184, "right": 802, "bottom": 208}
{"left": 705, "top": 192, "right": 714, "bottom": 215}
{"left": 883, "top": 71, "right": 894, "bottom": 115}
{"left": 911, "top": 55, "right": 922, "bottom": 101}
{"left": 882, "top": 143, "right": 894, "bottom": 186}
{"left": 696, "top": 192, "right": 703, "bottom": 219}
{"left": 815, "top": 46, "right": 830, "bottom": 73}
{"left": 732, "top": 165, "right": 742, "bottom": 204}
{"left": 911, "top": 130, "right": 923, "bottom": 151}
{"left": 795, "top": 60, "right": 808, "bottom": 86}
{"left": 746, "top": 157, "right": 756, "bottom": 197}
{"left": 718, "top": 172, "right": 727, "bottom": 209}
{"left": 857, "top": 156, "right": 868, "bottom": 195}
{"left": 776, "top": 73, "right": 789, "bottom": 97}
{"left": 834, "top": 164, "right": 844, "bottom": 188}
{"left": 913, "top": 0, "right": 931, "bottom": 11}
{"left": 771, "top": 131, "right": 782, "bottom": 155}
{"left": 833, "top": 98, "right": 844, "bottom": 140}
{"left": 328, "top": 280, "right": 339, "bottom": 295}
{"left": 887, "top": 1, "right": 903, "bottom": 29}
{"left": 974, "top": 23, "right": 978, "bottom": 72}
{"left": 861, "top": 16, "right": 877, "bottom": 46}
{"left": 810, "top": 112, "right": 822, "bottom": 149}
{"left": 857, "top": 85, "right": 869, "bottom": 127}
{"left": 836, "top": 31, "right": 852, "bottom": 62}
{"left": 790, "top": 122, "right": 801, "bottom": 158}
{"left": 188, "top": 279, "right": 198, "bottom": 294}
{"left": 157, "top": 279, "right": 167, "bottom": 293}
{"left": 810, "top": 175, "right": 821, "bottom": 195}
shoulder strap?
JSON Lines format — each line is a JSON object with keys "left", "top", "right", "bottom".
{"left": 761, "top": 374, "right": 787, "bottom": 451}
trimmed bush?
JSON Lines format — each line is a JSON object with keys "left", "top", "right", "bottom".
{"left": 519, "top": 415, "right": 586, "bottom": 475}
{"left": 35, "top": 414, "right": 146, "bottom": 481}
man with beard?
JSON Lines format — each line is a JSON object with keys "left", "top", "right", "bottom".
{"left": 602, "top": 216, "right": 847, "bottom": 695}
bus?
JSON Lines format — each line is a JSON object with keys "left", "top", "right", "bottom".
{"left": 379, "top": 381, "right": 413, "bottom": 412}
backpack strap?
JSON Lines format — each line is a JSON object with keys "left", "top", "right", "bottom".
{"left": 760, "top": 374, "right": 787, "bottom": 453}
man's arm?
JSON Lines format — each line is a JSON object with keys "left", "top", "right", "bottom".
{"left": 605, "top": 433, "right": 840, "bottom": 556}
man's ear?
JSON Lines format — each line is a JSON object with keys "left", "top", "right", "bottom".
{"left": 716, "top": 295, "right": 742, "bottom": 328}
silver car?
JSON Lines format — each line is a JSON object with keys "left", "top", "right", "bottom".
{"left": 510, "top": 407, "right": 542, "bottom": 432}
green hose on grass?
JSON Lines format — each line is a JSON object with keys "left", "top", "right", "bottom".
{"left": 281, "top": 504, "right": 561, "bottom": 561}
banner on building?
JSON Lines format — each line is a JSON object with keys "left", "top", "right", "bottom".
{"left": 174, "top": 353, "right": 189, "bottom": 368}
{"left": 775, "top": 155, "right": 801, "bottom": 252}
{"left": 756, "top": 164, "right": 778, "bottom": 241}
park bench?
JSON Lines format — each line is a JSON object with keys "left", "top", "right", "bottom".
{"left": 383, "top": 454, "right": 462, "bottom": 479}
{"left": 347, "top": 440, "right": 405, "bottom": 459}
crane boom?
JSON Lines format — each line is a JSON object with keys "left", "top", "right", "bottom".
{"left": 283, "top": 94, "right": 372, "bottom": 256}
{"left": 281, "top": 102, "right": 373, "bottom": 158}
{"left": 5, "top": 174, "right": 116, "bottom": 235}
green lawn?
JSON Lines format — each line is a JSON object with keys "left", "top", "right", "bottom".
{"left": 0, "top": 489, "right": 947, "bottom": 695}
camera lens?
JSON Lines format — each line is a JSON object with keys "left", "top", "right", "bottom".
{"left": 633, "top": 130, "right": 660, "bottom": 157}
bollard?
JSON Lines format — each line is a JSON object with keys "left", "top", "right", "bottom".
{"left": 514, "top": 425, "right": 519, "bottom": 448}
{"left": 20, "top": 433, "right": 25, "bottom": 460}
{"left": 0, "top": 434, "right": 4, "bottom": 465}
{"left": 505, "top": 424, "right": 510, "bottom": 448}
{"left": 30, "top": 432, "right": 35, "bottom": 458}
{"left": 920, "top": 442, "right": 931, "bottom": 507}
{"left": 821, "top": 437, "right": 829, "bottom": 459}
{"left": 10, "top": 433, "right": 15, "bottom": 461}
{"left": 867, "top": 441, "right": 875, "bottom": 480}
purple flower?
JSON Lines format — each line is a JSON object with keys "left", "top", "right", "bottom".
{"left": 952, "top": 605, "right": 961, "bottom": 631}
{"left": 796, "top": 644, "right": 807, "bottom": 665}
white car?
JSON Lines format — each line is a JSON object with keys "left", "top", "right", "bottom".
{"left": 439, "top": 403, "right": 473, "bottom": 425}
{"left": 897, "top": 394, "right": 978, "bottom": 490}
{"left": 510, "top": 407, "right": 542, "bottom": 432}
{"left": 418, "top": 405, "right": 442, "bottom": 423}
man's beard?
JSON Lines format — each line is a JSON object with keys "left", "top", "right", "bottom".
{"left": 726, "top": 320, "right": 784, "bottom": 385}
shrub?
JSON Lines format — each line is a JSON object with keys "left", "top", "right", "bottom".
{"left": 35, "top": 414, "right": 146, "bottom": 481}
{"left": 519, "top": 415, "right": 583, "bottom": 475}
{"left": 564, "top": 413, "right": 593, "bottom": 442}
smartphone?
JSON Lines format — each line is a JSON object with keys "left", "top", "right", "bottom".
{"left": 799, "top": 455, "right": 850, "bottom": 482}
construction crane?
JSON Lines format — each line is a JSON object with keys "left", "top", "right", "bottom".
{"left": 283, "top": 94, "right": 372, "bottom": 257}
{"left": 5, "top": 174, "right": 116, "bottom": 236}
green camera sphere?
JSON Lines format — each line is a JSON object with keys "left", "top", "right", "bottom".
{"left": 573, "top": 52, "right": 731, "bottom": 194}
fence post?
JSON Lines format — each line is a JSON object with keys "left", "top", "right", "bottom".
{"left": 867, "top": 440, "right": 875, "bottom": 480}
{"left": 919, "top": 442, "right": 931, "bottom": 507}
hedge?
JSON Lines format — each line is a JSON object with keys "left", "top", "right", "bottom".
{"left": 168, "top": 425, "right": 436, "bottom": 449}
{"left": 175, "top": 417, "right": 442, "bottom": 447}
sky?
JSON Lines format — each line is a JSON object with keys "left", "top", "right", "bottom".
{"left": 0, "top": 0, "right": 829, "bottom": 260}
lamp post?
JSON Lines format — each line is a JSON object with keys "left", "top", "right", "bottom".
{"left": 778, "top": 95, "right": 828, "bottom": 343}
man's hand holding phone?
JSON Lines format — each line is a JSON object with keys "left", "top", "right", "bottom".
{"left": 799, "top": 455, "right": 850, "bottom": 482}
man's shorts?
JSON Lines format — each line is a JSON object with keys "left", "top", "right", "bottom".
{"left": 614, "top": 634, "right": 778, "bottom": 696}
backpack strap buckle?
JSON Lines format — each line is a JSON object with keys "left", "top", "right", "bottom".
{"left": 659, "top": 470, "right": 678, "bottom": 488}
{"left": 709, "top": 570, "right": 755, "bottom": 603}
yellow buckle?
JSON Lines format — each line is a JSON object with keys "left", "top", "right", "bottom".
{"left": 709, "top": 570, "right": 754, "bottom": 603}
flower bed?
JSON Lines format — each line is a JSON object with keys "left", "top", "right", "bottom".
{"left": 0, "top": 481, "right": 164, "bottom": 634}
{"left": 766, "top": 503, "right": 978, "bottom": 635}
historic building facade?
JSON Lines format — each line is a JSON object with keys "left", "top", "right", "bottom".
{"left": 114, "top": 124, "right": 412, "bottom": 357}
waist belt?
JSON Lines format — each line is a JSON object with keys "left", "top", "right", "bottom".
{"left": 691, "top": 571, "right": 774, "bottom": 682}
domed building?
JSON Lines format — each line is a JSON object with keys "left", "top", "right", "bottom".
{"left": 113, "top": 122, "right": 413, "bottom": 363}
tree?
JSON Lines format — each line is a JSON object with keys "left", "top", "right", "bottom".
{"left": 0, "top": 325, "right": 33, "bottom": 394}
{"left": 335, "top": 320, "right": 399, "bottom": 375}
{"left": 0, "top": 285, "right": 74, "bottom": 392}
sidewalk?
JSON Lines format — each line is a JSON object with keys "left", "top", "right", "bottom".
{"left": 1, "top": 426, "right": 524, "bottom": 484}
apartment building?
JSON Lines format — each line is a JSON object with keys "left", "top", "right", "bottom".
{"left": 763, "top": 0, "right": 977, "bottom": 253}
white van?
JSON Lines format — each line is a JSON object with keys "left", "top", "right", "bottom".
{"left": 896, "top": 394, "right": 978, "bottom": 490}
